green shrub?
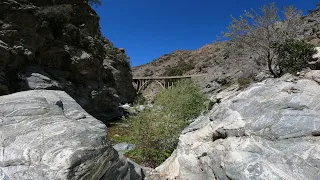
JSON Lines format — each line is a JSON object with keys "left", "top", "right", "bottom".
{"left": 107, "top": 118, "right": 133, "bottom": 145}
{"left": 125, "top": 79, "right": 207, "bottom": 167}
{"left": 143, "top": 68, "right": 154, "bottom": 77}
{"left": 127, "top": 110, "right": 186, "bottom": 167}
{"left": 133, "top": 93, "right": 147, "bottom": 105}
{"left": 154, "top": 79, "right": 207, "bottom": 120}
{"left": 104, "top": 43, "right": 130, "bottom": 65}
{"left": 275, "top": 39, "right": 316, "bottom": 75}
{"left": 308, "top": 9, "right": 316, "bottom": 14}
{"left": 164, "top": 61, "right": 195, "bottom": 76}
{"left": 36, "top": 5, "right": 72, "bottom": 37}
{"left": 237, "top": 78, "right": 251, "bottom": 87}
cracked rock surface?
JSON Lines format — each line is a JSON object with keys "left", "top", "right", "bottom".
{"left": 0, "top": 0, "right": 135, "bottom": 122}
{"left": 0, "top": 90, "right": 142, "bottom": 180}
{"left": 157, "top": 76, "right": 320, "bottom": 180}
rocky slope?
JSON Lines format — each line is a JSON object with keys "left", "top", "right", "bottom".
{"left": 156, "top": 73, "right": 320, "bottom": 180}
{"left": 0, "top": 0, "right": 135, "bottom": 122}
{"left": 133, "top": 6, "right": 320, "bottom": 95}
{"left": 0, "top": 90, "right": 143, "bottom": 179}
{"left": 133, "top": 42, "right": 263, "bottom": 95}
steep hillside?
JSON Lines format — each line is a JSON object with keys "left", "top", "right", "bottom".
{"left": 133, "top": 41, "right": 263, "bottom": 95}
{"left": 133, "top": 7, "right": 320, "bottom": 95}
{"left": 0, "top": 0, "right": 135, "bottom": 122}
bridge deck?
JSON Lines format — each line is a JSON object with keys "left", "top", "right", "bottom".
{"left": 133, "top": 74, "right": 206, "bottom": 80}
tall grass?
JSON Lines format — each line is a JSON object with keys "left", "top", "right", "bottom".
{"left": 123, "top": 79, "right": 207, "bottom": 167}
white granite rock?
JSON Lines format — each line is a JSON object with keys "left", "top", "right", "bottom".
{"left": 157, "top": 77, "right": 320, "bottom": 180}
{"left": 0, "top": 90, "right": 142, "bottom": 180}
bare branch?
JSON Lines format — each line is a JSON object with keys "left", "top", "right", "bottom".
{"left": 222, "top": 2, "right": 302, "bottom": 77}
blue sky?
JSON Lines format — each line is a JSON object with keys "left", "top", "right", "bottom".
{"left": 94, "top": 0, "right": 319, "bottom": 67}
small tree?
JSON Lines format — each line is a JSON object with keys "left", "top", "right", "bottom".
{"left": 308, "top": 3, "right": 320, "bottom": 14}
{"left": 36, "top": 5, "right": 73, "bottom": 37}
{"left": 275, "top": 39, "right": 316, "bottom": 74}
{"left": 223, "top": 2, "right": 302, "bottom": 77}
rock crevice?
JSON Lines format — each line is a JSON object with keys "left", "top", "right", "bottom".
{"left": 0, "top": 0, "right": 135, "bottom": 122}
{"left": 157, "top": 76, "right": 320, "bottom": 180}
{"left": 0, "top": 90, "right": 143, "bottom": 179}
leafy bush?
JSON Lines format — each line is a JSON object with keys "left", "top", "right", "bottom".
{"left": 237, "top": 78, "right": 251, "bottom": 87}
{"left": 104, "top": 43, "right": 131, "bottom": 65}
{"left": 275, "top": 39, "right": 316, "bottom": 74}
{"left": 308, "top": 9, "right": 316, "bottom": 14}
{"left": 124, "top": 79, "right": 207, "bottom": 167}
{"left": 133, "top": 93, "right": 147, "bottom": 105}
{"left": 143, "top": 68, "right": 154, "bottom": 76}
{"left": 164, "top": 61, "right": 195, "bottom": 76}
{"left": 154, "top": 79, "right": 207, "bottom": 120}
{"left": 126, "top": 110, "right": 186, "bottom": 167}
{"left": 36, "top": 5, "right": 72, "bottom": 37}
{"left": 107, "top": 119, "right": 134, "bottom": 145}
{"left": 308, "top": 3, "right": 320, "bottom": 14}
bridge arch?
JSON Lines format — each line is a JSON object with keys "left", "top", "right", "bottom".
{"left": 133, "top": 74, "right": 205, "bottom": 94}
{"left": 134, "top": 79, "right": 167, "bottom": 94}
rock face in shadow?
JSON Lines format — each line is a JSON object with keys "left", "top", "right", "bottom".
{"left": 157, "top": 76, "right": 320, "bottom": 180}
{"left": 0, "top": 90, "right": 142, "bottom": 180}
{"left": 0, "top": 0, "right": 135, "bottom": 122}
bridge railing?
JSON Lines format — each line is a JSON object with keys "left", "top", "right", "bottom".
{"left": 132, "top": 74, "right": 206, "bottom": 93}
{"left": 132, "top": 74, "right": 206, "bottom": 80}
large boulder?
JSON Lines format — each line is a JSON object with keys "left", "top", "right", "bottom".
{"left": 157, "top": 76, "right": 320, "bottom": 180}
{"left": 0, "top": 90, "right": 142, "bottom": 179}
{"left": 0, "top": 0, "right": 135, "bottom": 122}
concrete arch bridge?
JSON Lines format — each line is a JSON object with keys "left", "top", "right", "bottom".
{"left": 132, "top": 74, "right": 205, "bottom": 94}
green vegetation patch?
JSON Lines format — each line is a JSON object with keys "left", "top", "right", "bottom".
{"left": 237, "top": 77, "right": 251, "bottom": 87}
{"left": 36, "top": 5, "right": 73, "bottom": 37}
{"left": 275, "top": 39, "right": 316, "bottom": 75}
{"left": 154, "top": 79, "right": 207, "bottom": 120}
{"left": 109, "top": 79, "right": 207, "bottom": 168}
{"left": 107, "top": 120, "right": 134, "bottom": 145}
{"left": 126, "top": 109, "right": 186, "bottom": 167}
{"left": 164, "top": 61, "right": 195, "bottom": 76}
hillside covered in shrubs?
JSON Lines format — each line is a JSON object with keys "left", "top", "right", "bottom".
{"left": 133, "top": 3, "right": 320, "bottom": 95}
{"left": 128, "top": 4, "right": 320, "bottom": 171}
